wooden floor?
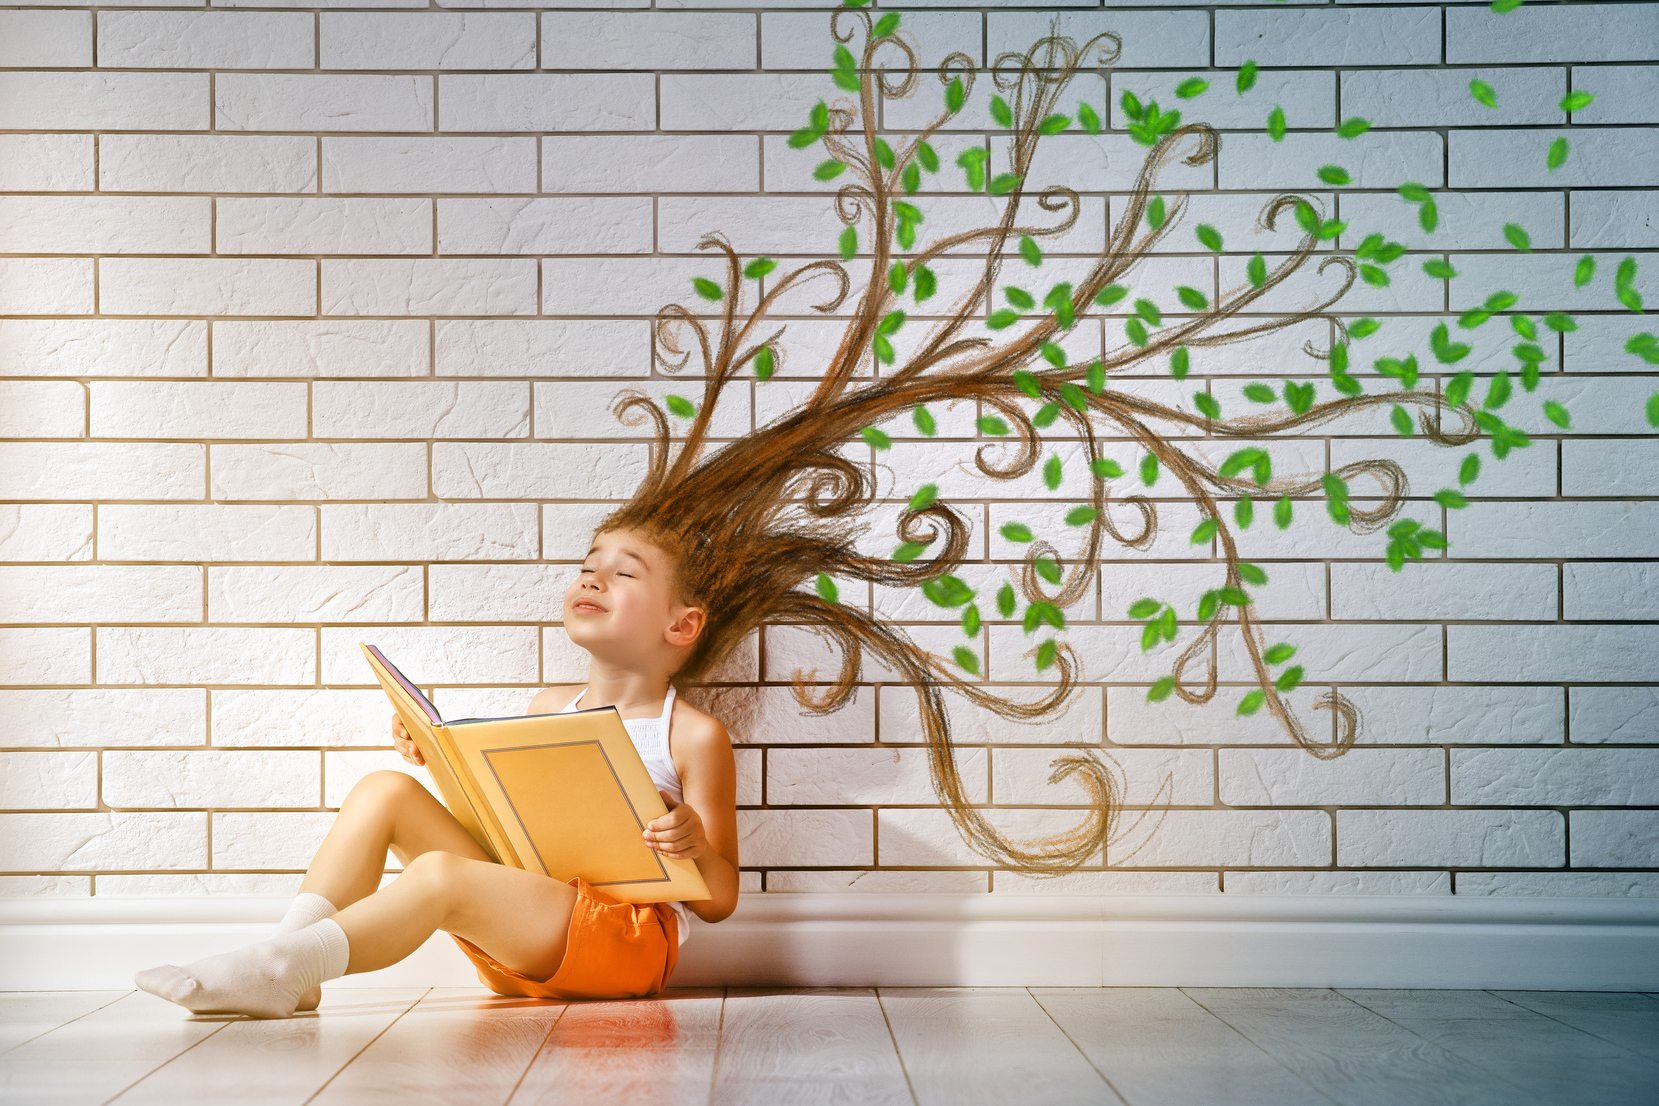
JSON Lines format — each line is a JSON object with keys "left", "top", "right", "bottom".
{"left": 3, "top": 987, "right": 1657, "bottom": 1105}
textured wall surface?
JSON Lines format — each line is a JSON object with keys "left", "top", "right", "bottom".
{"left": 1, "top": 0, "right": 1656, "bottom": 903}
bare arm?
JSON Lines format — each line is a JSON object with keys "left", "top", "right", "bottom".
{"left": 644, "top": 708, "right": 740, "bottom": 923}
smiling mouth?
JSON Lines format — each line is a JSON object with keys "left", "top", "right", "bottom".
{"left": 572, "top": 600, "right": 606, "bottom": 614}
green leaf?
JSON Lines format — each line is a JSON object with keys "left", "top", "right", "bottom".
{"left": 839, "top": 225, "right": 857, "bottom": 260}
{"left": 912, "top": 405, "right": 936, "bottom": 437}
{"left": 1012, "top": 369, "right": 1041, "bottom": 399}
{"left": 1091, "top": 457, "right": 1125, "bottom": 480}
{"left": 1459, "top": 309, "right": 1490, "bottom": 330}
{"left": 1175, "top": 77, "right": 1210, "bottom": 100}
{"left": 1037, "top": 113, "right": 1071, "bottom": 136}
{"left": 1512, "top": 314, "right": 1538, "bottom": 341}
{"left": 952, "top": 645, "right": 981, "bottom": 675}
{"left": 901, "top": 161, "right": 920, "bottom": 195}
{"left": 916, "top": 141, "right": 939, "bottom": 174}
{"left": 810, "top": 99, "right": 829, "bottom": 133}
{"left": 1190, "top": 517, "right": 1218, "bottom": 545}
{"left": 1618, "top": 285, "right": 1646, "bottom": 313}
{"left": 1331, "top": 373, "right": 1362, "bottom": 397}
{"left": 1087, "top": 359, "right": 1106, "bottom": 394}
{"left": 1194, "top": 391, "right": 1222, "bottom": 420}
{"left": 1121, "top": 89, "right": 1145, "bottom": 122}
{"left": 1391, "top": 403, "right": 1413, "bottom": 436}
{"left": 1019, "top": 235, "right": 1043, "bottom": 267}
{"left": 893, "top": 541, "right": 927, "bottom": 563}
{"left": 1317, "top": 164, "right": 1352, "bottom": 186}
{"left": 1336, "top": 116, "right": 1371, "bottom": 139}
{"left": 1420, "top": 199, "right": 1439, "bottom": 233}
{"left": 1243, "top": 383, "right": 1277, "bottom": 404}
{"left": 1034, "top": 638, "right": 1059, "bottom": 673}
{"left": 1125, "top": 318, "right": 1148, "bottom": 347}
{"left": 1134, "top": 298, "right": 1162, "bottom": 327}
{"left": 1034, "top": 555, "right": 1062, "bottom": 586}
{"left": 1504, "top": 223, "right": 1532, "bottom": 251}
{"left": 1330, "top": 342, "right": 1349, "bottom": 375}
{"left": 1195, "top": 224, "right": 1224, "bottom": 252}
{"left": 1459, "top": 453, "right": 1482, "bottom": 486}
{"left": 873, "top": 138, "right": 896, "bottom": 170}
{"left": 1263, "top": 642, "right": 1297, "bottom": 665}
{"left": 1147, "top": 195, "right": 1167, "bottom": 230}
{"left": 978, "top": 415, "right": 1011, "bottom": 436}
{"left": 1544, "top": 136, "right": 1570, "bottom": 172}
{"left": 860, "top": 425, "right": 892, "bottom": 450}
{"left": 1219, "top": 586, "right": 1251, "bottom": 607}
{"left": 813, "top": 159, "right": 846, "bottom": 182}
{"left": 1065, "top": 505, "right": 1099, "bottom": 527}
{"left": 1219, "top": 447, "right": 1264, "bottom": 480}
{"left": 786, "top": 127, "right": 817, "bottom": 150}
{"left": 752, "top": 345, "right": 774, "bottom": 381}
{"left": 1275, "top": 495, "right": 1293, "bottom": 529}
{"left": 945, "top": 78, "right": 965, "bottom": 114}
{"left": 877, "top": 309, "right": 906, "bottom": 337}
{"left": 1128, "top": 597, "right": 1161, "bottom": 620}
{"left": 1486, "top": 291, "right": 1520, "bottom": 312}
{"left": 1423, "top": 259, "right": 1458, "bottom": 280}
{"left": 1095, "top": 283, "right": 1130, "bottom": 307}
{"left": 691, "top": 276, "right": 723, "bottom": 302}
{"left": 1060, "top": 381, "right": 1088, "bottom": 411}
{"left": 1170, "top": 345, "right": 1190, "bottom": 380}
{"left": 1491, "top": 0, "right": 1524, "bottom": 11}
{"left": 1043, "top": 454, "right": 1063, "bottom": 491}
{"left": 1484, "top": 371, "right": 1513, "bottom": 410}
{"left": 1267, "top": 105, "right": 1287, "bottom": 141}
{"left": 1238, "top": 561, "right": 1269, "bottom": 588}
{"left": 1434, "top": 488, "right": 1468, "bottom": 509}
{"left": 1275, "top": 665, "right": 1304, "bottom": 693}
{"left": 997, "top": 582, "right": 1017, "bottom": 619}
{"left": 1176, "top": 285, "right": 1209, "bottom": 311}
{"left": 1575, "top": 255, "right": 1596, "bottom": 289}
{"left": 1004, "top": 286, "right": 1035, "bottom": 311}
{"left": 1647, "top": 391, "right": 1659, "bottom": 428}
{"left": 1398, "top": 182, "right": 1432, "bottom": 203}
{"left": 1000, "top": 522, "right": 1034, "bottom": 543}
{"left": 1032, "top": 403, "right": 1061, "bottom": 429}
{"left": 1376, "top": 354, "right": 1419, "bottom": 390}
{"left": 1237, "top": 61, "right": 1258, "bottom": 95}
{"left": 914, "top": 264, "right": 937, "bottom": 304}
{"left": 1236, "top": 690, "right": 1266, "bottom": 717}
{"left": 1140, "top": 620, "right": 1162, "bottom": 653}
{"left": 1617, "top": 256, "right": 1640, "bottom": 290}
{"left": 955, "top": 146, "right": 987, "bottom": 192}
{"left": 1469, "top": 79, "right": 1498, "bottom": 109}
{"left": 1197, "top": 589, "right": 1220, "bottom": 623}
{"left": 1247, "top": 253, "right": 1268, "bottom": 288}
{"left": 743, "top": 257, "right": 777, "bottom": 280}
{"left": 986, "top": 309, "right": 1021, "bottom": 331}
{"left": 1147, "top": 676, "right": 1176, "bottom": 703}
{"left": 1140, "top": 452, "right": 1159, "bottom": 487}
{"left": 815, "top": 572, "right": 839, "bottom": 605}
{"left": 988, "top": 173, "right": 1021, "bottom": 195}
{"left": 961, "top": 603, "right": 981, "bottom": 637}
{"left": 1430, "top": 323, "right": 1471, "bottom": 364}
{"left": 1445, "top": 371, "right": 1474, "bottom": 408}
{"left": 888, "top": 261, "right": 908, "bottom": 295}
{"left": 906, "top": 484, "right": 939, "bottom": 514}
{"left": 1284, "top": 381, "right": 1315, "bottom": 415}
{"left": 1234, "top": 494, "right": 1254, "bottom": 529}
{"left": 665, "top": 393, "right": 696, "bottom": 418}
{"left": 1359, "top": 265, "right": 1390, "bottom": 288}
{"left": 873, "top": 11, "right": 901, "bottom": 37}
{"left": 989, "top": 95, "right": 1013, "bottom": 128}
{"left": 1543, "top": 312, "right": 1578, "bottom": 333}
{"left": 1543, "top": 399, "right": 1572, "bottom": 429}
{"left": 1077, "top": 102, "right": 1101, "bottom": 135}
{"left": 1158, "top": 605, "right": 1178, "bottom": 643}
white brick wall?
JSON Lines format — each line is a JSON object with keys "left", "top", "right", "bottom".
{"left": 1, "top": 1, "right": 1654, "bottom": 902}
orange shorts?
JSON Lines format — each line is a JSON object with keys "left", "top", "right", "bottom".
{"left": 451, "top": 876, "right": 679, "bottom": 1002}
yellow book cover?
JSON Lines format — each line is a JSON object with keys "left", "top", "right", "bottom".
{"left": 360, "top": 643, "right": 710, "bottom": 904}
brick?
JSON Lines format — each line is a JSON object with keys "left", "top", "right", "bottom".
{"left": 320, "top": 13, "right": 536, "bottom": 70}
{"left": 0, "top": 566, "right": 200, "bottom": 624}
{"left": 0, "top": 259, "right": 92, "bottom": 315}
{"left": 1340, "top": 686, "right": 1564, "bottom": 746}
{"left": 216, "top": 74, "right": 433, "bottom": 133}
{"left": 0, "top": 443, "right": 203, "bottom": 502}
{"left": 212, "top": 689, "right": 394, "bottom": 749}
{"left": 0, "top": 196, "right": 209, "bottom": 254}
{"left": 771, "top": 871, "right": 989, "bottom": 894}
{"left": 0, "top": 11, "right": 91, "bottom": 67}
{"left": 212, "top": 812, "right": 332, "bottom": 870}
{"left": 1336, "top": 189, "right": 1565, "bottom": 252}
{"left": 1226, "top": 870, "right": 1450, "bottom": 896}
{"left": 99, "top": 135, "right": 316, "bottom": 193}
{"left": 1112, "top": 70, "right": 1334, "bottom": 131}
{"left": 1219, "top": 132, "right": 1444, "bottom": 192}
{"left": 734, "top": 747, "right": 762, "bottom": 807}
{"left": 1569, "top": 811, "right": 1659, "bottom": 868}
{"left": 1571, "top": 189, "right": 1659, "bottom": 249}
{"left": 212, "top": 321, "right": 428, "bottom": 379}
{"left": 436, "top": 320, "right": 650, "bottom": 379}
{"left": 1450, "top": 625, "right": 1659, "bottom": 683}
{"left": 1447, "top": 3, "right": 1659, "bottom": 63}
{"left": 98, "top": 628, "right": 315, "bottom": 687}
{"left": 104, "top": 751, "right": 319, "bottom": 809}
{"left": 0, "top": 876, "right": 91, "bottom": 898}
{"left": 1110, "top": 810, "right": 1331, "bottom": 868}
{"left": 659, "top": 73, "right": 843, "bottom": 132}
{"left": 1337, "top": 810, "right": 1564, "bottom": 867}
{"left": 1456, "top": 871, "right": 1659, "bottom": 897}
{"left": 0, "top": 505, "right": 92, "bottom": 562}
{"left": 1101, "top": 561, "right": 1325, "bottom": 624}
{"left": 0, "top": 382, "right": 84, "bottom": 438}
{"left": 0, "top": 72, "right": 206, "bottom": 130}
{"left": 878, "top": 807, "right": 1107, "bottom": 868}
{"left": 539, "top": 256, "right": 777, "bottom": 318}
{"left": 100, "top": 259, "right": 316, "bottom": 317}
{"left": 95, "top": 873, "right": 301, "bottom": 898}
{"left": 323, "top": 753, "right": 437, "bottom": 809}
{"left": 740, "top": 809, "right": 872, "bottom": 867}
{"left": 0, "top": 320, "right": 206, "bottom": 379}
{"left": 439, "top": 198, "right": 652, "bottom": 255}
{"left": 314, "top": 381, "right": 528, "bottom": 439}
{"left": 1454, "top": 748, "right": 1659, "bottom": 807}
{"left": 1567, "top": 314, "right": 1659, "bottom": 375}
{"left": 1221, "top": 748, "right": 1444, "bottom": 806}
{"left": 996, "top": 747, "right": 1211, "bottom": 806}
{"left": 533, "top": 381, "right": 750, "bottom": 441}
{"left": 1452, "top": 128, "right": 1659, "bottom": 189}
{"left": 320, "top": 503, "right": 540, "bottom": 562}
{"left": 1222, "top": 623, "right": 1443, "bottom": 685}
{"left": 0, "top": 813, "right": 206, "bottom": 871}
{"left": 1563, "top": 438, "right": 1659, "bottom": 498}
{"left": 90, "top": 382, "right": 307, "bottom": 440}
{"left": 1219, "top": 251, "right": 1441, "bottom": 315}
{"left": 1571, "top": 687, "right": 1659, "bottom": 745}
{"left": 1105, "top": 685, "right": 1334, "bottom": 748}
{"left": 1332, "top": 562, "right": 1556, "bottom": 622}
{"left": 769, "top": 747, "right": 987, "bottom": 806}
{"left": 209, "top": 566, "right": 424, "bottom": 624}
{"left": 97, "top": 11, "right": 312, "bottom": 69}
{"left": 542, "top": 503, "right": 626, "bottom": 562}
{"left": 993, "top": 872, "right": 1216, "bottom": 897}
{"left": 1341, "top": 67, "right": 1565, "bottom": 128}
{"left": 0, "top": 689, "right": 205, "bottom": 749}
{"left": 320, "top": 626, "right": 539, "bottom": 685}
{"left": 989, "top": 10, "right": 1209, "bottom": 69}
{"left": 99, "top": 505, "right": 316, "bottom": 562}
{"left": 0, "top": 134, "right": 94, "bottom": 191}
{"left": 1218, "top": 6, "right": 1439, "bottom": 66}
{"left": 431, "top": 442, "right": 648, "bottom": 499}
{"left": 321, "top": 259, "right": 537, "bottom": 316}
{"left": 428, "top": 565, "right": 569, "bottom": 623}
{"left": 439, "top": 73, "right": 653, "bottom": 133}
{"left": 436, "top": 686, "right": 549, "bottom": 724}
{"left": 0, "top": 753, "right": 98, "bottom": 811}
{"left": 542, "top": 12, "right": 754, "bottom": 70}
{"left": 689, "top": 685, "right": 874, "bottom": 747}
{"left": 211, "top": 443, "right": 428, "bottom": 502}
{"left": 1570, "top": 66, "right": 1659, "bottom": 125}
{"left": 218, "top": 198, "right": 432, "bottom": 256}
{"left": 542, "top": 135, "right": 758, "bottom": 193}
{"left": 761, "top": 10, "right": 978, "bottom": 70}
{"left": 1449, "top": 502, "right": 1659, "bottom": 559}
{"left": 322, "top": 137, "right": 537, "bottom": 194}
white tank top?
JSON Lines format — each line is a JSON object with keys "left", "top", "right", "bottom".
{"left": 559, "top": 686, "right": 691, "bottom": 945}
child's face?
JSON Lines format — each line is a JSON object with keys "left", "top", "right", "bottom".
{"left": 564, "top": 529, "right": 703, "bottom": 665}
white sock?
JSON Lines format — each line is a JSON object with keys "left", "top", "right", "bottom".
{"left": 135, "top": 918, "right": 351, "bottom": 1020}
{"left": 274, "top": 891, "right": 338, "bottom": 936}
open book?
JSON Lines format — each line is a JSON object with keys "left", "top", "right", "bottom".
{"left": 360, "top": 643, "right": 709, "bottom": 904}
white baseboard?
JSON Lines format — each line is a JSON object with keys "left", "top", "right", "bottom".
{"left": 4, "top": 894, "right": 1657, "bottom": 991}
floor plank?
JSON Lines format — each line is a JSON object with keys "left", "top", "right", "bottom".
{"left": 0, "top": 991, "right": 229, "bottom": 1106}
{"left": 308, "top": 988, "right": 564, "bottom": 1106}
{"left": 712, "top": 989, "right": 911, "bottom": 1106}
{"left": 507, "top": 988, "right": 723, "bottom": 1105}
{"left": 880, "top": 988, "right": 1113, "bottom": 1106}
{"left": 1340, "top": 989, "right": 1659, "bottom": 1106}
{"left": 1184, "top": 988, "right": 1543, "bottom": 1106}
{"left": 1489, "top": 991, "right": 1659, "bottom": 1061}
{"left": 108, "top": 988, "right": 428, "bottom": 1106}
{"left": 1032, "top": 987, "right": 1329, "bottom": 1106}
{"left": 0, "top": 992, "right": 129, "bottom": 1055}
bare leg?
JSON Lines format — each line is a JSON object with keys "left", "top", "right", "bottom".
{"left": 332, "top": 851, "right": 579, "bottom": 979}
{"left": 299, "top": 771, "right": 492, "bottom": 909}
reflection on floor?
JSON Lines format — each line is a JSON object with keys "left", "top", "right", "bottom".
{"left": 3, "top": 986, "right": 1658, "bottom": 1105}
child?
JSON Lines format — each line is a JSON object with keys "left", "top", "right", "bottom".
{"left": 135, "top": 525, "right": 740, "bottom": 1018}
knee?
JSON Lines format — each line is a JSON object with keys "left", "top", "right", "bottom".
{"left": 344, "top": 769, "right": 425, "bottom": 810}
{"left": 400, "top": 848, "right": 469, "bottom": 887}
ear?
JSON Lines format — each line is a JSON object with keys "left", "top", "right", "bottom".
{"left": 664, "top": 604, "right": 706, "bottom": 649}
